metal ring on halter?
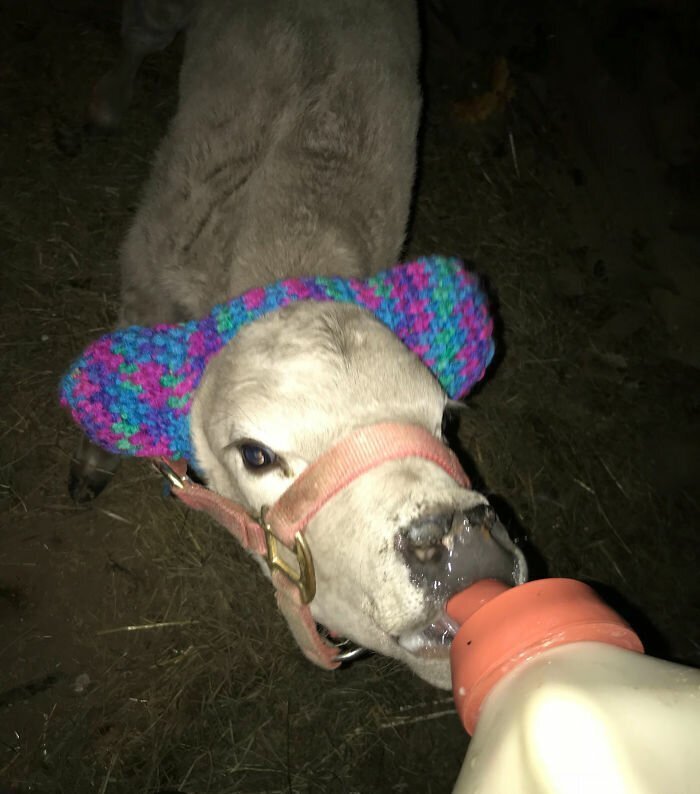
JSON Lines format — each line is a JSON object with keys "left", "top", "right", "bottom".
{"left": 334, "top": 642, "right": 370, "bottom": 663}
{"left": 152, "top": 458, "right": 187, "bottom": 490}
{"left": 315, "top": 625, "right": 369, "bottom": 663}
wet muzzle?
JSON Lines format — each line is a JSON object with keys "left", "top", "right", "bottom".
{"left": 155, "top": 422, "right": 471, "bottom": 669}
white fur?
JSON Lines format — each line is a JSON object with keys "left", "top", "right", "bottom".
{"left": 190, "top": 303, "right": 491, "bottom": 688}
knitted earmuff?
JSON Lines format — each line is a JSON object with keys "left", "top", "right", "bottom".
{"left": 60, "top": 256, "right": 495, "bottom": 460}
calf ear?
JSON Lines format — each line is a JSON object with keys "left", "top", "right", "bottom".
{"left": 59, "top": 320, "right": 205, "bottom": 460}
{"left": 60, "top": 258, "right": 495, "bottom": 459}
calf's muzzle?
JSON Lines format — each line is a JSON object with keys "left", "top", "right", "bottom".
{"left": 399, "top": 505, "right": 526, "bottom": 600}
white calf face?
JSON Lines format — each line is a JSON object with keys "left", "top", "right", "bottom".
{"left": 190, "top": 302, "right": 525, "bottom": 688}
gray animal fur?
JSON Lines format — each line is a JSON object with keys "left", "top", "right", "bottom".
{"left": 119, "top": 0, "right": 421, "bottom": 325}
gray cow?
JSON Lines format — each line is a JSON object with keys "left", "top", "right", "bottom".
{"left": 72, "top": 0, "right": 525, "bottom": 689}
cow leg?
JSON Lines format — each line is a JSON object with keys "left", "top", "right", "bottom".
{"left": 88, "top": 0, "right": 193, "bottom": 130}
{"left": 69, "top": 3, "right": 194, "bottom": 499}
{"left": 69, "top": 436, "right": 121, "bottom": 503}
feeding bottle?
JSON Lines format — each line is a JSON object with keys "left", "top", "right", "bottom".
{"left": 447, "top": 578, "right": 700, "bottom": 794}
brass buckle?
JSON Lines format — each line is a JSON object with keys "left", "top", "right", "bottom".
{"left": 261, "top": 507, "right": 316, "bottom": 604}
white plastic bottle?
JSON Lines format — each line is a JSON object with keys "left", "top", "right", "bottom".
{"left": 447, "top": 579, "right": 700, "bottom": 794}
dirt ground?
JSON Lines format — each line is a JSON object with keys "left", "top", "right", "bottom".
{"left": 1, "top": 0, "right": 699, "bottom": 792}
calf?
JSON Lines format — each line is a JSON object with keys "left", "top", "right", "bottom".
{"left": 69, "top": 0, "right": 526, "bottom": 689}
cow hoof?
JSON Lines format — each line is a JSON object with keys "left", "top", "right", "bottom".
{"left": 68, "top": 438, "right": 120, "bottom": 504}
{"left": 68, "top": 466, "right": 115, "bottom": 504}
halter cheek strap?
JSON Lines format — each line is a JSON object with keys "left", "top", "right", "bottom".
{"left": 157, "top": 422, "right": 471, "bottom": 669}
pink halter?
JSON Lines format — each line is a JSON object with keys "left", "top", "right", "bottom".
{"left": 155, "top": 422, "right": 471, "bottom": 668}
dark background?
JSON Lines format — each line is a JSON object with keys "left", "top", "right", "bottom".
{"left": 1, "top": 0, "right": 699, "bottom": 791}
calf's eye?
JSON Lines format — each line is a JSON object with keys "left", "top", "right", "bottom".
{"left": 239, "top": 442, "right": 277, "bottom": 471}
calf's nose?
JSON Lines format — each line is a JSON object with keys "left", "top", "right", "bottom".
{"left": 403, "top": 512, "right": 454, "bottom": 563}
{"left": 398, "top": 504, "right": 527, "bottom": 598}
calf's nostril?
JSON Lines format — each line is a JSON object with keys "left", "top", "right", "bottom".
{"left": 397, "top": 512, "right": 454, "bottom": 571}
{"left": 462, "top": 504, "right": 496, "bottom": 533}
{"left": 401, "top": 512, "right": 454, "bottom": 568}
{"left": 405, "top": 513, "right": 454, "bottom": 546}
{"left": 398, "top": 502, "right": 526, "bottom": 596}
{"left": 409, "top": 543, "right": 445, "bottom": 565}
